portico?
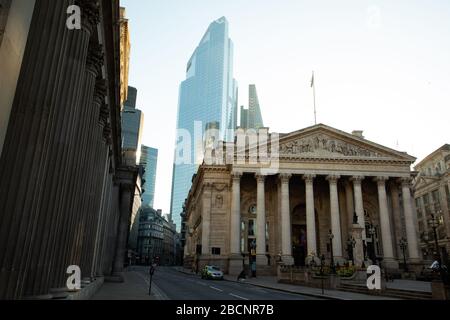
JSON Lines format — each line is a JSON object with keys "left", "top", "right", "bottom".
{"left": 183, "top": 124, "right": 423, "bottom": 276}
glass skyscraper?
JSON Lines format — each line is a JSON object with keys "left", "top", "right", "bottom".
{"left": 170, "top": 17, "right": 238, "bottom": 230}
{"left": 240, "top": 85, "right": 264, "bottom": 130}
{"left": 140, "top": 145, "right": 158, "bottom": 208}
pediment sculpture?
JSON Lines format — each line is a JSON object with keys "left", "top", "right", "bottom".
{"left": 279, "top": 134, "right": 383, "bottom": 157}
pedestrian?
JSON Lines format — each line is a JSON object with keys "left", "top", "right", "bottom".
{"left": 237, "top": 270, "right": 246, "bottom": 282}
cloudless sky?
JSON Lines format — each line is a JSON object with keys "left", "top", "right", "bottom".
{"left": 121, "top": 0, "right": 450, "bottom": 216}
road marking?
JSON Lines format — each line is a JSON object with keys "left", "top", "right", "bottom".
{"left": 229, "top": 293, "right": 249, "bottom": 300}
{"left": 209, "top": 286, "right": 224, "bottom": 292}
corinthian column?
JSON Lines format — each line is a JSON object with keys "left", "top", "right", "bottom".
{"left": 255, "top": 173, "right": 267, "bottom": 266}
{"left": 280, "top": 173, "right": 293, "bottom": 265}
{"left": 351, "top": 176, "right": 366, "bottom": 240}
{"left": 229, "top": 172, "right": 242, "bottom": 275}
{"left": 0, "top": 0, "right": 99, "bottom": 299}
{"left": 327, "top": 175, "right": 343, "bottom": 260}
{"left": 375, "top": 177, "right": 397, "bottom": 269}
{"left": 401, "top": 178, "right": 420, "bottom": 262}
{"left": 303, "top": 174, "right": 317, "bottom": 257}
{"left": 201, "top": 184, "right": 212, "bottom": 255}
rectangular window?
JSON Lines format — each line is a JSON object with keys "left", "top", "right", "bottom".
{"left": 211, "top": 247, "right": 221, "bottom": 255}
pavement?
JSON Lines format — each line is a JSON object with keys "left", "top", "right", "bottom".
{"left": 91, "top": 267, "right": 167, "bottom": 300}
{"left": 176, "top": 267, "right": 398, "bottom": 300}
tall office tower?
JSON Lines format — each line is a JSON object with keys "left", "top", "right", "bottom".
{"left": 122, "top": 86, "right": 144, "bottom": 165}
{"left": 240, "top": 85, "right": 264, "bottom": 129}
{"left": 170, "top": 17, "right": 238, "bottom": 230}
{"left": 140, "top": 145, "right": 158, "bottom": 207}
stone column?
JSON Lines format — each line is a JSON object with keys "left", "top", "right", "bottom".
{"left": 255, "top": 174, "right": 267, "bottom": 266}
{"left": 351, "top": 176, "right": 367, "bottom": 240}
{"left": 345, "top": 180, "right": 355, "bottom": 230}
{"left": 110, "top": 169, "right": 136, "bottom": 282}
{"left": 229, "top": 172, "right": 242, "bottom": 275}
{"left": 0, "top": 0, "right": 98, "bottom": 299}
{"left": 389, "top": 182, "right": 403, "bottom": 258}
{"left": 280, "top": 173, "right": 293, "bottom": 265}
{"left": 401, "top": 178, "right": 421, "bottom": 262}
{"left": 304, "top": 174, "right": 317, "bottom": 258}
{"left": 201, "top": 184, "right": 212, "bottom": 255}
{"left": 375, "top": 177, "right": 397, "bottom": 269}
{"left": 327, "top": 175, "right": 344, "bottom": 261}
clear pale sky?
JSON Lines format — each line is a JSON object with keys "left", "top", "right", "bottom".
{"left": 121, "top": 0, "right": 450, "bottom": 215}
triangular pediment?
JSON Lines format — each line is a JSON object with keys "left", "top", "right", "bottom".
{"left": 278, "top": 124, "right": 416, "bottom": 162}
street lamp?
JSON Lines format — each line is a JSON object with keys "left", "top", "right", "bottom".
{"left": 328, "top": 230, "right": 336, "bottom": 274}
{"left": 428, "top": 213, "right": 447, "bottom": 283}
{"left": 368, "top": 224, "right": 377, "bottom": 264}
{"left": 399, "top": 237, "right": 408, "bottom": 272}
{"left": 347, "top": 237, "right": 356, "bottom": 265}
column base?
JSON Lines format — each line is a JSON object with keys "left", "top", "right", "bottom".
{"left": 228, "top": 255, "right": 244, "bottom": 276}
{"left": 105, "top": 273, "right": 124, "bottom": 283}
{"left": 256, "top": 254, "right": 268, "bottom": 266}
{"left": 281, "top": 255, "right": 294, "bottom": 266}
{"left": 382, "top": 258, "right": 399, "bottom": 271}
{"left": 49, "top": 287, "right": 71, "bottom": 299}
{"left": 305, "top": 256, "right": 321, "bottom": 266}
{"left": 334, "top": 256, "right": 347, "bottom": 266}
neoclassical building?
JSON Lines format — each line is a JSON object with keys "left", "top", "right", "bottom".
{"left": 413, "top": 144, "right": 450, "bottom": 264}
{"left": 183, "top": 124, "right": 423, "bottom": 276}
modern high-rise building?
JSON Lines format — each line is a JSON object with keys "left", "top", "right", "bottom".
{"left": 170, "top": 17, "right": 238, "bottom": 230}
{"left": 140, "top": 145, "right": 158, "bottom": 207}
{"left": 122, "top": 86, "right": 144, "bottom": 165}
{"left": 240, "top": 85, "right": 264, "bottom": 130}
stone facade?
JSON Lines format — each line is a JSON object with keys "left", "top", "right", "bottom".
{"left": 184, "top": 124, "right": 423, "bottom": 276}
{"left": 413, "top": 144, "right": 450, "bottom": 264}
{"left": 0, "top": 1, "right": 137, "bottom": 299}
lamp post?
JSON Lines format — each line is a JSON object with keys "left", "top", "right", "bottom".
{"left": 399, "top": 237, "right": 408, "bottom": 272}
{"left": 428, "top": 213, "right": 445, "bottom": 285}
{"left": 347, "top": 237, "right": 356, "bottom": 265}
{"left": 368, "top": 224, "right": 377, "bottom": 265}
{"left": 329, "top": 230, "right": 336, "bottom": 274}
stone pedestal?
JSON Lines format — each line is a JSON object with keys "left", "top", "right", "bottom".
{"left": 256, "top": 254, "right": 268, "bottom": 266}
{"left": 229, "top": 255, "right": 244, "bottom": 276}
{"left": 432, "top": 281, "right": 449, "bottom": 300}
{"left": 352, "top": 224, "right": 365, "bottom": 268}
{"left": 281, "top": 255, "right": 294, "bottom": 266}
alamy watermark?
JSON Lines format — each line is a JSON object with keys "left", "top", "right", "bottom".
{"left": 174, "top": 122, "right": 280, "bottom": 173}
{"left": 66, "top": 5, "right": 81, "bottom": 30}
{"left": 66, "top": 265, "right": 81, "bottom": 291}
{"left": 366, "top": 265, "right": 381, "bottom": 290}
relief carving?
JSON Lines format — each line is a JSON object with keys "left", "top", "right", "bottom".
{"left": 280, "top": 134, "right": 382, "bottom": 157}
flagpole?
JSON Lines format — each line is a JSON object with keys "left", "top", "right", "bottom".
{"left": 312, "top": 71, "right": 317, "bottom": 125}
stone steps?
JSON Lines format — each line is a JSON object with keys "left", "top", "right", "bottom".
{"left": 338, "top": 283, "right": 432, "bottom": 300}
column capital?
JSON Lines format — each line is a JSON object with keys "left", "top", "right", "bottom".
{"left": 374, "top": 176, "right": 389, "bottom": 186}
{"left": 76, "top": 0, "right": 101, "bottom": 33}
{"left": 279, "top": 173, "right": 292, "bottom": 184}
{"left": 255, "top": 173, "right": 266, "bottom": 183}
{"left": 231, "top": 172, "right": 243, "bottom": 182}
{"left": 400, "top": 177, "right": 413, "bottom": 188}
{"left": 326, "top": 174, "right": 341, "bottom": 183}
{"left": 350, "top": 176, "right": 365, "bottom": 183}
{"left": 303, "top": 174, "right": 316, "bottom": 183}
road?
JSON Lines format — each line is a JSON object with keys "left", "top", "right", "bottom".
{"left": 135, "top": 266, "right": 320, "bottom": 300}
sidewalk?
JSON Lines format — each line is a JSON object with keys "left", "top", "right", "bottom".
{"left": 176, "top": 267, "right": 398, "bottom": 300}
{"left": 91, "top": 269, "right": 167, "bottom": 300}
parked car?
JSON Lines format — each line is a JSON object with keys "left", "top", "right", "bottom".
{"left": 201, "top": 265, "right": 224, "bottom": 280}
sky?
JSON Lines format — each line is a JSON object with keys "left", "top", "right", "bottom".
{"left": 121, "top": 0, "right": 450, "bottom": 216}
